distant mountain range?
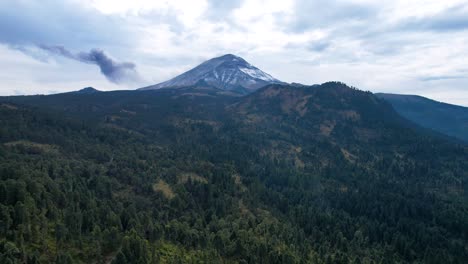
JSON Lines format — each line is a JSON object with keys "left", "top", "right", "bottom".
{"left": 140, "top": 54, "right": 283, "bottom": 94}
{"left": 137, "top": 54, "right": 468, "bottom": 143}
{"left": 377, "top": 93, "right": 468, "bottom": 142}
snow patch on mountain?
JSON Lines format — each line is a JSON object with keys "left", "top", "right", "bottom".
{"left": 239, "top": 67, "right": 276, "bottom": 82}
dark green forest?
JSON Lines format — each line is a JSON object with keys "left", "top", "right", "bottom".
{"left": 0, "top": 83, "right": 467, "bottom": 263}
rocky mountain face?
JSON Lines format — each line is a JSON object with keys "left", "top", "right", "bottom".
{"left": 140, "top": 54, "right": 284, "bottom": 94}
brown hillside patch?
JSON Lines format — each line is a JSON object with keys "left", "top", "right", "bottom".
{"left": 101, "top": 124, "right": 143, "bottom": 136}
{"left": 320, "top": 121, "right": 336, "bottom": 136}
{"left": 4, "top": 140, "right": 59, "bottom": 154}
{"left": 341, "top": 148, "right": 357, "bottom": 162}
{"left": 238, "top": 200, "right": 252, "bottom": 216}
{"left": 294, "top": 157, "right": 305, "bottom": 169}
{"left": 244, "top": 114, "right": 263, "bottom": 124}
{"left": 290, "top": 145, "right": 305, "bottom": 169}
{"left": 177, "top": 173, "right": 208, "bottom": 184}
{"left": 279, "top": 92, "right": 311, "bottom": 116}
{"left": 296, "top": 95, "right": 312, "bottom": 116}
{"left": 107, "top": 115, "right": 123, "bottom": 122}
{"left": 339, "top": 110, "right": 360, "bottom": 121}
{"left": 172, "top": 118, "right": 221, "bottom": 130}
{"left": 120, "top": 109, "right": 136, "bottom": 115}
{"left": 339, "top": 185, "right": 349, "bottom": 193}
{"left": 232, "top": 174, "right": 242, "bottom": 185}
{"left": 293, "top": 146, "right": 302, "bottom": 153}
{"left": 261, "top": 87, "right": 281, "bottom": 97}
{"left": 232, "top": 174, "right": 247, "bottom": 192}
{"left": 354, "top": 127, "right": 378, "bottom": 141}
{"left": 181, "top": 92, "right": 215, "bottom": 97}
{"left": 153, "top": 180, "right": 175, "bottom": 199}
{"left": 1, "top": 103, "right": 18, "bottom": 110}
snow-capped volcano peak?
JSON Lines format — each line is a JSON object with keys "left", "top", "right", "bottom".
{"left": 140, "top": 54, "right": 283, "bottom": 94}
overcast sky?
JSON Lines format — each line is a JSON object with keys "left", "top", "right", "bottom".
{"left": 1, "top": 0, "right": 467, "bottom": 106}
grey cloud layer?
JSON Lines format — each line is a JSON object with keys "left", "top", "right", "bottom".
{"left": 286, "top": 1, "right": 468, "bottom": 59}
{"left": 205, "top": 0, "right": 244, "bottom": 20}
{"left": 0, "top": 1, "right": 132, "bottom": 49}
{"left": 399, "top": 4, "right": 468, "bottom": 32}
{"left": 419, "top": 75, "right": 466, "bottom": 82}
{"left": 289, "top": 0, "right": 377, "bottom": 32}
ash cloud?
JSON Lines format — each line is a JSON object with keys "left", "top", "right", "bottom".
{"left": 39, "top": 45, "right": 139, "bottom": 84}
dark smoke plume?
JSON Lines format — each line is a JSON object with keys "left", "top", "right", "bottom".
{"left": 39, "top": 44, "right": 139, "bottom": 84}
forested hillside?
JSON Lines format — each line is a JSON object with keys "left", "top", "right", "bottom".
{"left": 1, "top": 82, "right": 467, "bottom": 263}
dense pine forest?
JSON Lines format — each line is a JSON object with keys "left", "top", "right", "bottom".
{"left": 1, "top": 82, "right": 467, "bottom": 263}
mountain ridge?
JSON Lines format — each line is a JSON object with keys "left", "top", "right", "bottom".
{"left": 74, "top": 87, "right": 100, "bottom": 94}
{"left": 377, "top": 92, "right": 468, "bottom": 142}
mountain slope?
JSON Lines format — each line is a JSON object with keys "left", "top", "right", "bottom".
{"left": 140, "top": 54, "right": 283, "bottom": 94}
{"left": 74, "top": 86, "right": 101, "bottom": 94}
{"left": 377, "top": 93, "right": 468, "bottom": 142}
{"left": 1, "top": 83, "right": 467, "bottom": 263}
